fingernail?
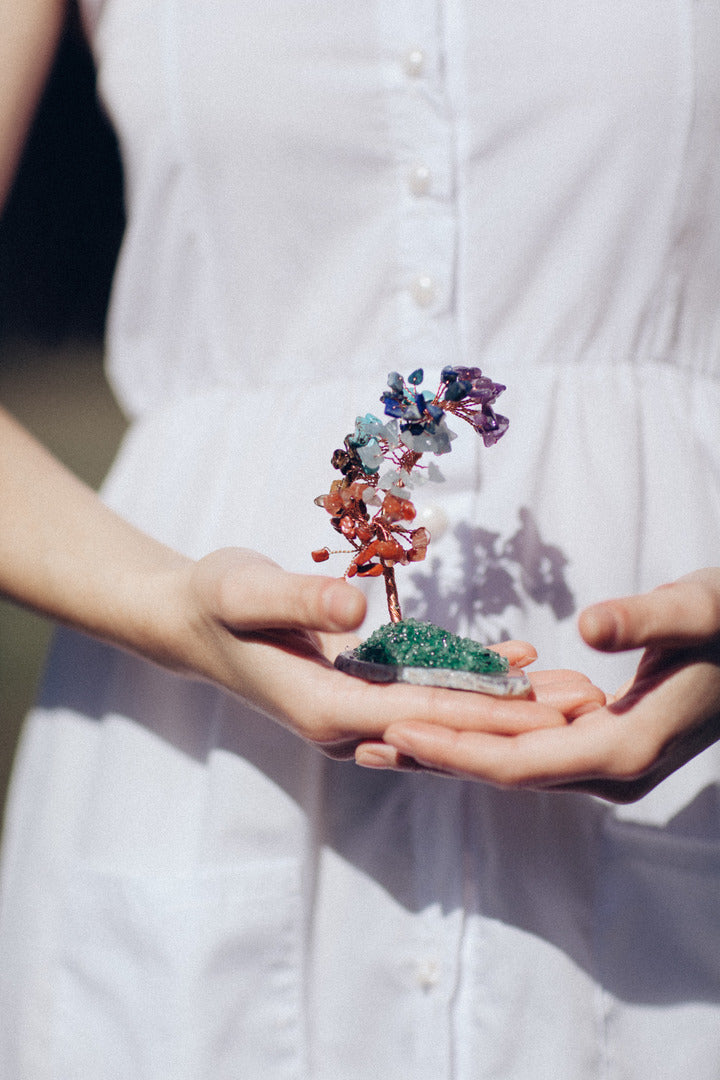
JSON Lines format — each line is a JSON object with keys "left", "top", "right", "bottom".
{"left": 324, "top": 582, "right": 364, "bottom": 629}
{"left": 355, "top": 746, "right": 394, "bottom": 769}
{"left": 581, "top": 605, "right": 618, "bottom": 649}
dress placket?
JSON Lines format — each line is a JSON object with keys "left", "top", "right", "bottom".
{"left": 373, "top": 5, "right": 468, "bottom": 1078}
{"left": 380, "top": 0, "right": 460, "bottom": 378}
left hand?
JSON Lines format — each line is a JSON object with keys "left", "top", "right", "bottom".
{"left": 364, "top": 570, "right": 720, "bottom": 802}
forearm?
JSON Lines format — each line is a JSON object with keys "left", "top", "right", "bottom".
{"left": 0, "top": 8, "right": 190, "bottom": 658}
{"left": 0, "top": 405, "right": 191, "bottom": 666}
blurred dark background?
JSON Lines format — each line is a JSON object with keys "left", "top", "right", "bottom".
{"left": 0, "top": 9, "right": 127, "bottom": 812}
{"left": 0, "top": 8, "right": 124, "bottom": 342}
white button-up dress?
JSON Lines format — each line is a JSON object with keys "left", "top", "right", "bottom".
{"left": 2, "top": 2, "right": 720, "bottom": 1077}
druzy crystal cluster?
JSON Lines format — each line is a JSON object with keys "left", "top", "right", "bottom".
{"left": 313, "top": 366, "right": 509, "bottom": 625}
{"left": 354, "top": 619, "right": 509, "bottom": 675}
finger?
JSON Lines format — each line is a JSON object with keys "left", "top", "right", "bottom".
{"left": 579, "top": 573, "right": 720, "bottom": 652}
{"left": 354, "top": 740, "right": 458, "bottom": 777}
{"left": 354, "top": 741, "right": 424, "bottom": 771}
{"left": 367, "top": 680, "right": 571, "bottom": 735}
{"left": 217, "top": 556, "right": 367, "bottom": 632}
{"left": 383, "top": 712, "right": 623, "bottom": 787}
{"left": 492, "top": 639, "right": 538, "bottom": 667}
{"left": 528, "top": 668, "right": 606, "bottom": 717}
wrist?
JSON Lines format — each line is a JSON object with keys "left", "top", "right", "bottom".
{"left": 108, "top": 550, "right": 199, "bottom": 674}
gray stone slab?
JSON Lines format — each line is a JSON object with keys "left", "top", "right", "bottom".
{"left": 334, "top": 650, "right": 532, "bottom": 698}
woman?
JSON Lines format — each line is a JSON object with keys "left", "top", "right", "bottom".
{"left": 1, "top": 1, "right": 719, "bottom": 1076}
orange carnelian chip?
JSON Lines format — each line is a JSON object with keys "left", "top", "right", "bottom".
{"left": 375, "top": 539, "right": 404, "bottom": 561}
{"left": 381, "top": 493, "right": 417, "bottom": 523}
{"left": 357, "top": 563, "right": 384, "bottom": 577}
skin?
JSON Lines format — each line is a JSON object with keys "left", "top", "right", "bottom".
{"left": 3, "top": 1, "right": 719, "bottom": 803}
{"left": 363, "top": 571, "right": 720, "bottom": 802}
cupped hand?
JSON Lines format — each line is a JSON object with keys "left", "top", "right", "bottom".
{"left": 172, "top": 547, "right": 603, "bottom": 761}
{"left": 375, "top": 569, "right": 720, "bottom": 800}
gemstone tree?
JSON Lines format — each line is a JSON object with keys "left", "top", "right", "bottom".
{"left": 311, "top": 367, "right": 531, "bottom": 694}
{"left": 312, "top": 365, "right": 509, "bottom": 624}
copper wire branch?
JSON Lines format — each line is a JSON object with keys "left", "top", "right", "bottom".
{"left": 383, "top": 565, "right": 402, "bottom": 623}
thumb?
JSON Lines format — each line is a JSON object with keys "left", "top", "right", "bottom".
{"left": 579, "top": 570, "right": 720, "bottom": 653}
{"left": 206, "top": 549, "right": 367, "bottom": 632}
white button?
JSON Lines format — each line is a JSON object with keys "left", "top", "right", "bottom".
{"left": 417, "top": 503, "right": 449, "bottom": 541}
{"left": 408, "top": 164, "right": 432, "bottom": 197}
{"left": 416, "top": 959, "right": 440, "bottom": 990}
{"left": 404, "top": 46, "right": 426, "bottom": 77}
{"left": 411, "top": 274, "right": 436, "bottom": 307}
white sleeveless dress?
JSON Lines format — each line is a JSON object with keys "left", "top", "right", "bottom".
{"left": 2, "top": 2, "right": 720, "bottom": 1077}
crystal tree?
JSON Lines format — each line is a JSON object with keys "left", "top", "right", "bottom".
{"left": 312, "top": 365, "right": 509, "bottom": 623}
{"left": 312, "top": 366, "right": 529, "bottom": 692}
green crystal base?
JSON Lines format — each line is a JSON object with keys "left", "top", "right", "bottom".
{"left": 334, "top": 619, "right": 531, "bottom": 698}
{"left": 355, "top": 619, "right": 508, "bottom": 673}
